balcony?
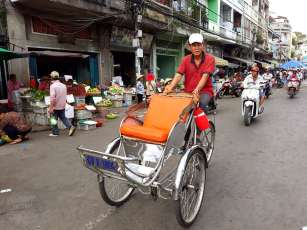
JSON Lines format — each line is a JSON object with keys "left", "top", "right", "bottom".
{"left": 172, "top": 0, "right": 209, "bottom": 30}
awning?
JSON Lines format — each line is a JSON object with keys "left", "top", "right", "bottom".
{"left": 214, "top": 56, "right": 229, "bottom": 67}
{"left": 266, "top": 60, "right": 279, "bottom": 66}
{"left": 223, "top": 55, "right": 254, "bottom": 66}
{"left": 0, "top": 48, "right": 29, "bottom": 60}
{"left": 29, "top": 51, "right": 89, "bottom": 58}
{"left": 228, "top": 62, "right": 239, "bottom": 68}
{"left": 255, "top": 60, "right": 272, "bottom": 69}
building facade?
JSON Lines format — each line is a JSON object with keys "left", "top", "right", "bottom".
{"left": 270, "top": 15, "right": 292, "bottom": 62}
{"left": 0, "top": 0, "right": 276, "bottom": 99}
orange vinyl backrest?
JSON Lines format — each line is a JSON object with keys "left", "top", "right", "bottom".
{"left": 143, "top": 95, "right": 192, "bottom": 132}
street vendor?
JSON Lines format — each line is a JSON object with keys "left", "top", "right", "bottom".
{"left": 7, "top": 73, "right": 23, "bottom": 111}
{"left": 164, "top": 33, "right": 215, "bottom": 113}
{"left": 0, "top": 110, "right": 32, "bottom": 144}
{"left": 65, "top": 75, "right": 86, "bottom": 97}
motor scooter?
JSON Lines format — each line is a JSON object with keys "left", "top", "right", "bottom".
{"left": 287, "top": 78, "right": 299, "bottom": 98}
{"left": 241, "top": 82, "right": 264, "bottom": 126}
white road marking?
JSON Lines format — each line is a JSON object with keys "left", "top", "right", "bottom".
{"left": 0, "top": 188, "right": 12, "bottom": 194}
{"left": 83, "top": 207, "right": 115, "bottom": 230}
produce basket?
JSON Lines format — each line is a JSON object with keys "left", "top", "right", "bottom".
{"left": 112, "top": 99, "right": 123, "bottom": 108}
{"left": 75, "top": 110, "right": 92, "bottom": 120}
{"left": 78, "top": 120, "right": 97, "bottom": 131}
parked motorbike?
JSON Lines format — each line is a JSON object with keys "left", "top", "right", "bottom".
{"left": 217, "top": 80, "right": 243, "bottom": 98}
{"left": 287, "top": 79, "right": 299, "bottom": 98}
{"left": 241, "top": 82, "right": 264, "bottom": 126}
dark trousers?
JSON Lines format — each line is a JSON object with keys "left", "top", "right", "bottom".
{"left": 3, "top": 125, "right": 31, "bottom": 140}
{"left": 137, "top": 94, "right": 143, "bottom": 103}
{"left": 51, "top": 109, "right": 72, "bottom": 135}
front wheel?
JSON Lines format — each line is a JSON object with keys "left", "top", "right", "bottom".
{"left": 244, "top": 106, "right": 252, "bottom": 126}
{"left": 176, "top": 149, "right": 206, "bottom": 227}
{"left": 198, "top": 121, "right": 215, "bottom": 164}
{"left": 98, "top": 143, "right": 135, "bottom": 206}
{"left": 217, "top": 90, "right": 224, "bottom": 99}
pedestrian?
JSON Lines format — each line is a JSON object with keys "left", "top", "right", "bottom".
{"left": 0, "top": 110, "right": 32, "bottom": 144}
{"left": 48, "top": 71, "right": 76, "bottom": 137}
{"left": 7, "top": 73, "right": 22, "bottom": 111}
{"left": 136, "top": 74, "right": 145, "bottom": 103}
{"left": 145, "top": 69, "right": 156, "bottom": 97}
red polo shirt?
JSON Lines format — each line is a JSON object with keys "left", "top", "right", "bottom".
{"left": 177, "top": 52, "right": 215, "bottom": 96}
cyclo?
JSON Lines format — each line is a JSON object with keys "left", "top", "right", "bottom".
{"left": 77, "top": 93, "right": 215, "bottom": 227}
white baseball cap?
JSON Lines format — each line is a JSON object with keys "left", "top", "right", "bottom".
{"left": 189, "top": 33, "right": 204, "bottom": 44}
{"left": 50, "top": 71, "right": 60, "bottom": 79}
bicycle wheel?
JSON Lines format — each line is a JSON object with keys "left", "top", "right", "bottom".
{"left": 176, "top": 149, "right": 206, "bottom": 227}
{"left": 99, "top": 142, "right": 134, "bottom": 206}
{"left": 198, "top": 121, "right": 215, "bottom": 164}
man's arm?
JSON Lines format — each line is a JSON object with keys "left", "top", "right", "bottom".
{"left": 164, "top": 73, "right": 183, "bottom": 94}
{"left": 49, "top": 85, "right": 56, "bottom": 112}
{"left": 193, "top": 73, "right": 209, "bottom": 94}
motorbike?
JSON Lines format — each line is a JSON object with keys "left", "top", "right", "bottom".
{"left": 287, "top": 78, "right": 299, "bottom": 98}
{"left": 263, "top": 80, "right": 272, "bottom": 98}
{"left": 217, "top": 80, "right": 243, "bottom": 98}
{"left": 241, "top": 82, "right": 264, "bottom": 126}
{"left": 275, "top": 77, "right": 284, "bottom": 88}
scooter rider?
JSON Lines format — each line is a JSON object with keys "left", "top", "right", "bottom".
{"left": 243, "top": 66, "right": 265, "bottom": 113}
{"left": 262, "top": 68, "right": 273, "bottom": 85}
{"left": 163, "top": 33, "right": 215, "bottom": 113}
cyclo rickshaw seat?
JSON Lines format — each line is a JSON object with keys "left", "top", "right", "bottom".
{"left": 120, "top": 94, "right": 193, "bottom": 143}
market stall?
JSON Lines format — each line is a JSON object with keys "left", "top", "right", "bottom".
{"left": 13, "top": 83, "right": 137, "bottom": 131}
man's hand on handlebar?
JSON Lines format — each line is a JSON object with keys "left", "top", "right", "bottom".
{"left": 163, "top": 85, "right": 173, "bottom": 95}
{"left": 192, "top": 88, "right": 200, "bottom": 104}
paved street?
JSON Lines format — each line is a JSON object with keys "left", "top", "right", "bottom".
{"left": 1, "top": 84, "right": 307, "bottom": 230}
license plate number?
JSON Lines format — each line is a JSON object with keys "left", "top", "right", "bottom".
{"left": 83, "top": 154, "right": 118, "bottom": 172}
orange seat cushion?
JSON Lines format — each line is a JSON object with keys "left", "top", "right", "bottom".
{"left": 120, "top": 95, "right": 192, "bottom": 143}
{"left": 120, "top": 125, "right": 169, "bottom": 143}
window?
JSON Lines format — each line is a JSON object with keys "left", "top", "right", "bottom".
{"left": 32, "top": 17, "right": 91, "bottom": 40}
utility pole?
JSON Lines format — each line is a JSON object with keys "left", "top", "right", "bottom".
{"left": 251, "top": 27, "right": 257, "bottom": 62}
{"left": 130, "top": 0, "right": 144, "bottom": 79}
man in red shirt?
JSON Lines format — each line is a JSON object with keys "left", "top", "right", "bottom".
{"left": 164, "top": 33, "right": 215, "bottom": 112}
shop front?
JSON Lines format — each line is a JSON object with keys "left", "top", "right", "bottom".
{"left": 155, "top": 37, "right": 185, "bottom": 80}
{"left": 28, "top": 49, "right": 99, "bottom": 87}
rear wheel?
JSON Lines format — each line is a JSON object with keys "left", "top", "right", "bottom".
{"left": 244, "top": 106, "right": 252, "bottom": 126}
{"left": 176, "top": 149, "right": 206, "bottom": 227}
{"left": 99, "top": 143, "right": 134, "bottom": 206}
{"left": 289, "top": 88, "right": 295, "bottom": 98}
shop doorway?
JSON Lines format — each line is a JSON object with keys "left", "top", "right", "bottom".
{"left": 29, "top": 50, "right": 99, "bottom": 87}
{"left": 112, "top": 51, "right": 135, "bottom": 87}
{"left": 36, "top": 56, "right": 90, "bottom": 83}
{"left": 157, "top": 55, "right": 176, "bottom": 79}
{"left": 0, "top": 61, "right": 8, "bottom": 99}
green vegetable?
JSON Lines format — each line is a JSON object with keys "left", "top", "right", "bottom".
{"left": 109, "top": 86, "right": 124, "bottom": 95}
{"left": 106, "top": 113, "right": 119, "bottom": 119}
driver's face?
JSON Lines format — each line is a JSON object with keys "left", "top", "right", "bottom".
{"left": 189, "top": 43, "right": 204, "bottom": 56}
{"left": 251, "top": 70, "right": 258, "bottom": 78}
